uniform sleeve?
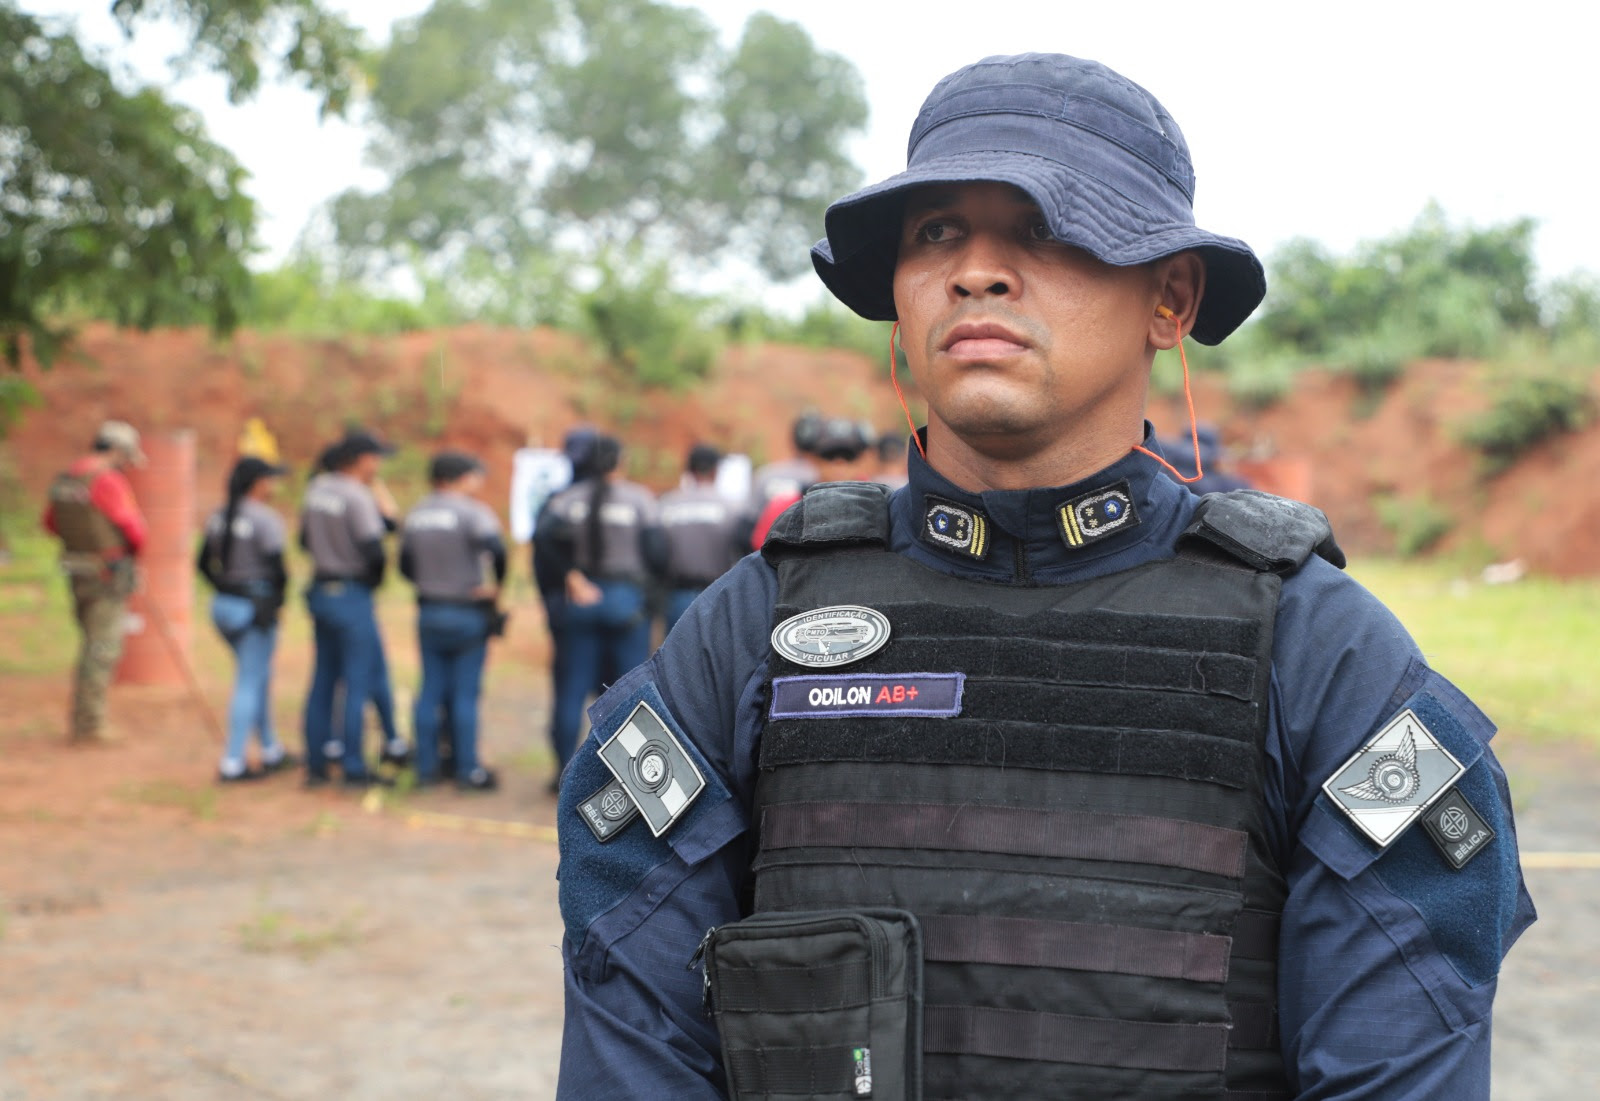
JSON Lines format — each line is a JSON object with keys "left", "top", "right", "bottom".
{"left": 255, "top": 508, "right": 287, "bottom": 555}
{"left": 90, "top": 470, "right": 147, "bottom": 554}
{"left": 473, "top": 504, "right": 508, "bottom": 584}
{"left": 1267, "top": 559, "right": 1536, "bottom": 1098}
{"left": 557, "top": 556, "right": 777, "bottom": 1100}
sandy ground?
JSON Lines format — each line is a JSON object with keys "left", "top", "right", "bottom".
{"left": 1, "top": 622, "right": 1596, "bottom": 1099}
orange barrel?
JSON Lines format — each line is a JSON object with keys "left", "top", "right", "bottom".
{"left": 1234, "top": 457, "right": 1314, "bottom": 504}
{"left": 116, "top": 430, "right": 197, "bottom": 686}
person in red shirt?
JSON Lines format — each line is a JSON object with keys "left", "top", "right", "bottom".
{"left": 42, "top": 421, "right": 149, "bottom": 742}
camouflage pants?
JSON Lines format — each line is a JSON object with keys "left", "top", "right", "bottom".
{"left": 69, "top": 576, "right": 127, "bottom": 741}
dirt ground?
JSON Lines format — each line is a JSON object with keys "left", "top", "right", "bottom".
{"left": 1, "top": 580, "right": 1596, "bottom": 1100}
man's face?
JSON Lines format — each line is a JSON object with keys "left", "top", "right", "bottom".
{"left": 892, "top": 181, "right": 1161, "bottom": 462}
{"left": 350, "top": 452, "right": 382, "bottom": 483}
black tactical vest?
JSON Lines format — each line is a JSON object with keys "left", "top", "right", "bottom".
{"left": 751, "top": 485, "right": 1340, "bottom": 1101}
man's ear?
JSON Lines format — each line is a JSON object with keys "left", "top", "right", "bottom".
{"left": 1150, "top": 252, "right": 1205, "bottom": 349}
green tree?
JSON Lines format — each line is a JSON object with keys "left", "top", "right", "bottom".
{"left": 329, "top": 1, "right": 868, "bottom": 290}
{"left": 0, "top": 1, "right": 362, "bottom": 364}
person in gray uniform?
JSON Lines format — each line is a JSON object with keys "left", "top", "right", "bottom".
{"left": 746, "top": 412, "right": 822, "bottom": 520}
{"left": 534, "top": 434, "right": 666, "bottom": 777}
{"left": 399, "top": 451, "right": 507, "bottom": 791}
{"left": 299, "top": 431, "right": 395, "bottom": 787}
{"left": 659, "top": 444, "right": 743, "bottom": 634}
{"left": 197, "top": 456, "right": 296, "bottom": 782}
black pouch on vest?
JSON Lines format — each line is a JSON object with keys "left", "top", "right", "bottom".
{"left": 704, "top": 908, "right": 923, "bottom": 1101}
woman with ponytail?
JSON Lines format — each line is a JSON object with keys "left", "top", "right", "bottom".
{"left": 197, "top": 456, "right": 294, "bottom": 781}
{"left": 534, "top": 434, "right": 666, "bottom": 786}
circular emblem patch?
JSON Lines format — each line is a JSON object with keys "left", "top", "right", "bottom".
{"left": 770, "top": 605, "right": 892, "bottom": 668}
{"left": 1367, "top": 754, "right": 1422, "bottom": 803}
{"left": 1438, "top": 806, "right": 1470, "bottom": 840}
{"left": 599, "top": 789, "right": 632, "bottom": 821}
{"left": 632, "top": 742, "right": 670, "bottom": 792}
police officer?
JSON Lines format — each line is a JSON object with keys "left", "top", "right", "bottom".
{"left": 399, "top": 450, "right": 506, "bottom": 791}
{"left": 534, "top": 434, "right": 665, "bottom": 777}
{"left": 870, "top": 429, "right": 910, "bottom": 490}
{"left": 197, "top": 456, "right": 296, "bottom": 781}
{"left": 556, "top": 54, "right": 1535, "bottom": 1099}
{"left": 658, "top": 444, "right": 743, "bottom": 634}
{"left": 748, "top": 417, "right": 872, "bottom": 548}
{"left": 299, "top": 431, "right": 395, "bottom": 787}
{"left": 747, "top": 412, "right": 822, "bottom": 516}
{"left": 42, "top": 420, "right": 148, "bottom": 743}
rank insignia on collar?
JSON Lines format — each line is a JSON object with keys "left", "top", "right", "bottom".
{"left": 1321, "top": 708, "right": 1466, "bottom": 847}
{"left": 923, "top": 495, "right": 990, "bottom": 560}
{"left": 1057, "top": 480, "right": 1139, "bottom": 549}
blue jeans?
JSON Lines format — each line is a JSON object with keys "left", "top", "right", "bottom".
{"left": 664, "top": 586, "right": 705, "bottom": 636}
{"left": 549, "top": 581, "right": 651, "bottom": 770}
{"left": 413, "top": 602, "right": 490, "bottom": 782}
{"left": 211, "top": 593, "right": 281, "bottom": 768}
{"left": 303, "top": 583, "right": 384, "bottom": 778}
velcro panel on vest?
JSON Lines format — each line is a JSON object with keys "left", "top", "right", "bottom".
{"left": 762, "top": 721, "right": 1258, "bottom": 790}
{"left": 924, "top": 1004, "right": 1228, "bottom": 1073}
{"left": 918, "top": 913, "right": 1232, "bottom": 984}
{"left": 761, "top": 802, "right": 1248, "bottom": 879}
{"left": 1182, "top": 489, "right": 1345, "bottom": 573}
{"left": 48, "top": 473, "right": 124, "bottom": 557}
{"left": 761, "top": 481, "right": 891, "bottom": 562}
{"left": 725, "top": 1046, "right": 857, "bottom": 1097}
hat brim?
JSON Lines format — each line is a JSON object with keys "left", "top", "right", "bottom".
{"left": 811, "top": 151, "right": 1264, "bottom": 346}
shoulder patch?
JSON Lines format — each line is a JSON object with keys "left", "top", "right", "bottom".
{"left": 597, "top": 702, "right": 707, "bottom": 838}
{"left": 1322, "top": 708, "right": 1466, "bottom": 847}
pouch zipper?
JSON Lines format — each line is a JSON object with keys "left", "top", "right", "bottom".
{"left": 691, "top": 910, "right": 897, "bottom": 1004}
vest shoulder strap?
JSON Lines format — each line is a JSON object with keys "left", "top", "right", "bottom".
{"left": 1180, "top": 489, "right": 1345, "bottom": 575}
{"left": 761, "top": 481, "right": 891, "bottom": 563}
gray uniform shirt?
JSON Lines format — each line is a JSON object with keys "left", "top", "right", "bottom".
{"left": 402, "top": 491, "right": 503, "bottom": 601}
{"left": 301, "top": 472, "right": 386, "bottom": 577}
{"left": 544, "top": 479, "right": 659, "bottom": 580}
{"left": 749, "top": 457, "right": 819, "bottom": 511}
{"left": 658, "top": 482, "right": 740, "bottom": 587}
{"left": 203, "top": 498, "right": 286, "bottom": 585}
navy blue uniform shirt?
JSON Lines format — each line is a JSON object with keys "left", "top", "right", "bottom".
{"left": 555, "top": 431, "right": 1535, "bottom": 1099}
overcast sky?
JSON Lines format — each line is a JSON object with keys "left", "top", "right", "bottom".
{"left": 30, "top": 0, "right": 1599, "bottom": 289}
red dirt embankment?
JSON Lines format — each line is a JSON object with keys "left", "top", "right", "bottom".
{"left": 6, "top": 324, "right": 1599, "bottom": 576}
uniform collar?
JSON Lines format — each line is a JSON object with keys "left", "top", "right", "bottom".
{"left": 891, "top": 424, "right": 1197, "bottom": 584}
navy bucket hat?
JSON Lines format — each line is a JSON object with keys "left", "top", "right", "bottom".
{"left": 811, "top": 53, "right": 1266, "bottom": 345}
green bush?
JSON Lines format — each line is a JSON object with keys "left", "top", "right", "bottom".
{"left": 1224, "top": 354, "right": 1299, "bottom": 410}
{"left": 1457, "top": 367, "right": 1595, "bottom": 472}
{"left": 581, "top": 260, "right": 721, "bottom": 390}
{"left": 1374, "top": 493, "right": 1454, "bottom": 556}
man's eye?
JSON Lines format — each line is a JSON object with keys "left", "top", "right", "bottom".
{"left": 917, "top": 220, "right": 957, "bottom": 243}
{"left": 1028, "top": 220, "right": 1054, "bottom": 242}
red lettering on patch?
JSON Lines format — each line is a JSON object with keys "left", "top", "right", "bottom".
{"left": 876, "top": 686, "right": 891, "bottom": 704}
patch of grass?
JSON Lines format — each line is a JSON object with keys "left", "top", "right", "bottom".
{"left": 293, "top": 811, "right": 344, "bottom": 838}
{"left": 236, "top": 900, "right": 365, "bottom": 961}
{"left": 1350, "top": 559, "right": 1600, "bottom": 744}
{"left": 120, "top": 780, "right": 219, "bottom": 821}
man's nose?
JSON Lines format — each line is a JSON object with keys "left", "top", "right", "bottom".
{"left": 947, "top": 233, "right": 1020, "bottom": 301}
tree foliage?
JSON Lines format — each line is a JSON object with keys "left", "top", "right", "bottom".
{"left": 1256, "top": 203, "right": 1543, "bottom": 365}
{"left": 330, "top": 1, "right": 868, "bottom": 289}
{"left": 0, "top": 0, "right": 362, "bottom": 365}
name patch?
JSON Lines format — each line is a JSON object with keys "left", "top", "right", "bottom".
{"left": 1058, "top": 480, "right": 1138, "bottom": 548}
{"left": 1322, "top": 708, "right": 1466, "bottom": 847}
{"left": 1419, "top": 786, "right": 1496, "bottom": 869}
{"left": 923, "top": 495, "right": 990, "bottom": 560}
{"left": 576, "top": 776, "right": 641, "bottom": 843}
{"left": 596, "top": 702, "right": 707, "bottom": 838}
{"left": 769, "top": 673, "right": 965, "bottom": 720}
{"left": 771, "top": 606, "right": 892, "bottom": 668}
